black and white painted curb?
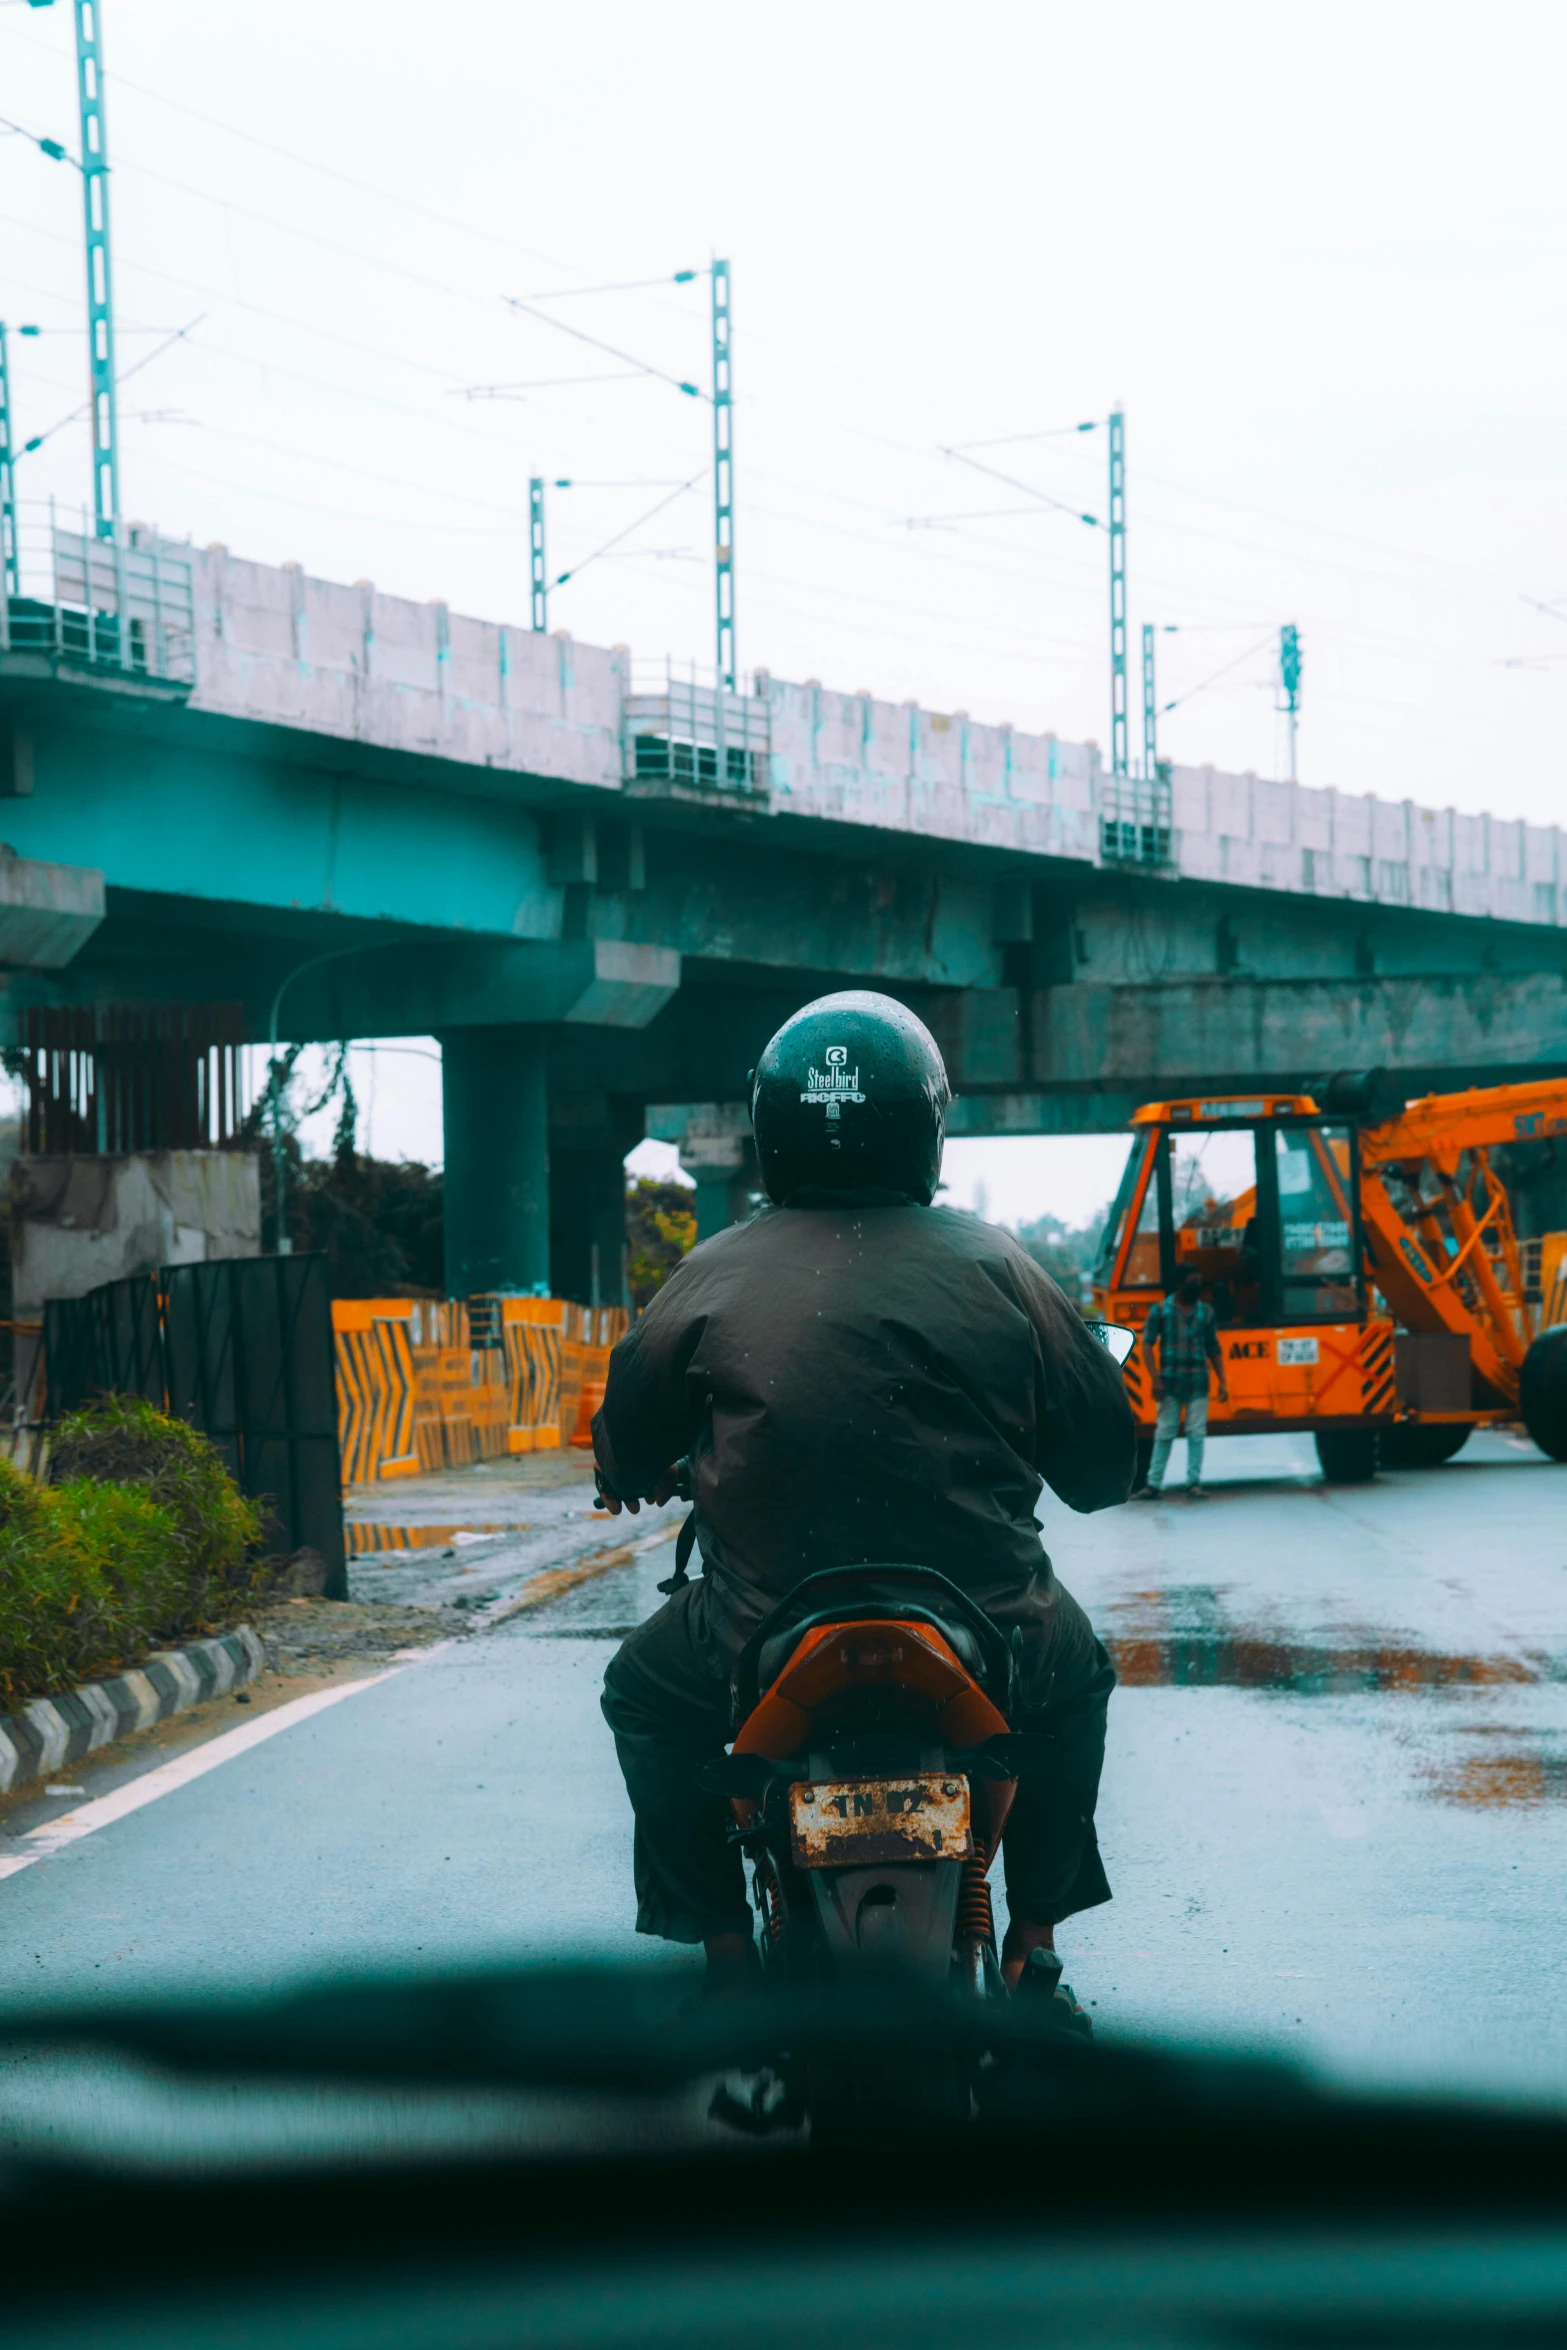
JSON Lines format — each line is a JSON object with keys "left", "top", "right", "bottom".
{"left": 0, "top": 1627, "right": 266, "bottom": 1794}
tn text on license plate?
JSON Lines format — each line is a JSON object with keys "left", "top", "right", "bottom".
{"left": 788, "top": 1775, "right": 972, "bottom": 1868}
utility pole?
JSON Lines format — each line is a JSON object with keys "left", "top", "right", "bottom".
{"left": 711, "top": 258, "right": 735, "bottom": 690}
{"left": 1280, "top": 622, "right": 1302, "bottom": 782}
{"left": 73, "top": 0, "right": 120, "bottom": 537}
{"left": 0, "top": 325, "right": 18, "bottom": 598}
{"left": 1141, "top": 621, "right": 1157, "bottom": 780}
{"left": 529, "top": 476, "right": 547, "bottom": 631}
{"left": 1108, "top": 406, "right": 1127, "bottom": 779}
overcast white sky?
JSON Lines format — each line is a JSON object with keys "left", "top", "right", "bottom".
{"left": 5, "top": 1, "right": 1563, "bottom": 1228}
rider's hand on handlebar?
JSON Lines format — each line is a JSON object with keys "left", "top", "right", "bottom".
{"left": 594, "top": 1470, "right": 636, "bottom": 1516}
{"left": 594, "top": 1462, "right": 684, "bottom": 1515}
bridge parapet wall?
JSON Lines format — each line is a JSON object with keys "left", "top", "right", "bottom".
{"left": 189, "top": 547, "right": 625, "bottom": 789}
{"left": 760, "top": 677, "right": 1102, "bottom": 864}
{"left": 163, "top": 541, "right": 1567, "bottom": 934}
{"left": 1168, "top": 764, "right": 1564, "bottom": 928}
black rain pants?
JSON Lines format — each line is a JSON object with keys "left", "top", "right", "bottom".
{"left": 600, "top": 1570, "right": 1116, "bottom": 1947}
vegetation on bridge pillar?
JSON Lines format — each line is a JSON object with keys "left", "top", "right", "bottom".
{"left": 439, "top": 1026, "right": 550, "bottom": 1299}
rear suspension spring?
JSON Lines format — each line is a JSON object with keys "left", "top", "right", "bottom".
{"left": 955, "top": 1837, "right": 996, "bottom": 1952}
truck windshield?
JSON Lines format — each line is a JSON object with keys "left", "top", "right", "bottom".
{"left": 1275, "top": 1124, "right": 1360, "bottom": 1318}
{"left": 1168, "top": 1127, "right": 1263, "bottom": 1323}
{"left": 1094, "top": 1131, "right": 1155, "bottom": 1285}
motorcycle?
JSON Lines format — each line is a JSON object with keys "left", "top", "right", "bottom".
{"left": 686, "top": 1321, "right": 1134, "bottom": 2130}
{"left": 708, "top": 1320, "right": 1134, "bottom": 2016}
{"left": 702, "top": 1561, "right": 1078, "bottom": 2134}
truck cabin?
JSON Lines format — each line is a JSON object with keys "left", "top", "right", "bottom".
{"left": 1094, "top": 1095, "right": 1364, "bottom": 1332}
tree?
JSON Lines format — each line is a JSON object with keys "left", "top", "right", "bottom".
{"left": 291, "top": 1153, "right": 445, "bottom": 1296}
{"left": 245, "top": 1044, "right": 444, "bottom": 1295}
{"left": 1015, "top": 1208, "right": 1109, "bottom": 1304}
{"left": 626, "top": 1177, "right": 696, "bottom": 1311}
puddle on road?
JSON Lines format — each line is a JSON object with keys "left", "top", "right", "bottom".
{"left": 529, "top": 1624, "right": 644, "bottom": 1642}
{"left": 346, "top": 1523, "right": 516, "bottom": 1558}
{"left": 1106, "top": 1632, "right": 1538, "bottom": 1694}
{"left": 1104, "top": 1586, "right": 1545, "bottom": 1695}
{"left": 1424, "top": 1728, "right": 1567, "bottom": 1807}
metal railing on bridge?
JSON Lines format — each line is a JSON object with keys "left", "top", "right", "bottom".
{"left": 1099, "top": 762, "right": 1174, "bottom": 870}
{"left": 623, "top": 657, "right": 770, "bottom": 803}
{"left": 0, "top": 500, "right": 196, "bottom": 690}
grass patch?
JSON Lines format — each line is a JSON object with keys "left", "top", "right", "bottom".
{"left": 0, "top": 1401, "right": 265, "bottom": 1711}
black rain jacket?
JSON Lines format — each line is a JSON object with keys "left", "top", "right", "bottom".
{"left": 593, "top": 1197, "right": 1137, "bottom": 1646}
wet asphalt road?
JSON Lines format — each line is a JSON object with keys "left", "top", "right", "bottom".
{"left": 0, "top": 1425, "right": 1564, "bottom": 2156}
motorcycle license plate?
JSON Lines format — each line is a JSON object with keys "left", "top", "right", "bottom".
{"left": 789, "top": 1775, "right": 971, "bottom": 1869}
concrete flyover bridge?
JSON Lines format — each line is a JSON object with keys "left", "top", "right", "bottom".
{"left": 1, "top": 513, "right": 1565, "bottom": 1294}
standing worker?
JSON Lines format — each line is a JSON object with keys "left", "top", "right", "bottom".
{"left": 1135, "top": 1270, "right": 1229, "bottom": 1499}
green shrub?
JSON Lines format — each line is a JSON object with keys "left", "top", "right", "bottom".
{"left": 49, "top": 1397, "right": 263, "bottom": 1600}
{"left": 0, "top": 1404, "right": 265, "bottom": 1710}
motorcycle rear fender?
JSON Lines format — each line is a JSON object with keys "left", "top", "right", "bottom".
{"left": 807, "top": 1859, "right": 964, "bottom": 1980}
{"left": 731, "top": 1617, "right": 1010, "bottom": 1764}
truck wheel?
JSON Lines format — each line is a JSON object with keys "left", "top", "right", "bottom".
{"left": 1378, "top": 1423, "right": 1470, "bottom": 1469}
{"left": 1521, "top": 1326, "right": 1567, "bottom": 1462}
{"left": 1314, "top": 1429, "right": 1379, "bottom": 1483}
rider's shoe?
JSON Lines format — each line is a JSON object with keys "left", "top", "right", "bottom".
{"left": 1014, "top": 1944, "right": 1093, "bottom": 2039}
{"left": 702, "top": 1935, "right": 764, "bottom": 2001}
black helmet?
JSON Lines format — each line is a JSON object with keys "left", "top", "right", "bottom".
{"left": 750, "top": 990, "right": 951, "bottom": 1206}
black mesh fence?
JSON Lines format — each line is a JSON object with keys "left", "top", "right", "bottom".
{"left": 43, "top": 1271, "right": 166, "bottom": 1415}
{"left": 43, "top": 1253, "right": 345, "bottom": 1598}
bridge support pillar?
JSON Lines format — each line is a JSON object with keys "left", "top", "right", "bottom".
{"left": 690, "top": 1166, "right": 734, "bottom": 1242}
{"left": 439, "top": 1025, "right": 550, "bottom": 1298}
{"left": 550, "top": 1140, "right": 635, "bottom": 1306}
{"left": 684, "top": 1137, "right": 761, "bottom": 1239}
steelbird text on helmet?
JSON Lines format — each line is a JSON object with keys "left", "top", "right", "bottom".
{"left": 750, "top": 991, "right": 951, "bottom": 1206}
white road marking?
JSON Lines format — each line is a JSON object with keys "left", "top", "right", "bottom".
{"left": 0, "top": 1667, "right": 409, "bottom": 1886}
{"left": 0, "top": 1513, "right": 657, "bottom": 1886}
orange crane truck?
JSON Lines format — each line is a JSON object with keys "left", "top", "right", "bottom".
{"left": 1089, "top": 1071, "right": 1567, "bottom": 1483}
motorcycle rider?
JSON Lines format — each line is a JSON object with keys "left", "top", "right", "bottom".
{"left": 596, "top": 990, "right": 1136, "bottom": 1992}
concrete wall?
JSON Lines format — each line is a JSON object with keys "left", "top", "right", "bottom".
{"left": 11, "top": 1149, "right": 262, "bottom": 1316}
{"left": 192, "top": 548, "right": 625, "bottom": 791}
{"left": 159, "top": 538, "right": 1567, "bottom": 936}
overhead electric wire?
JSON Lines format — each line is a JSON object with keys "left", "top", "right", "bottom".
{"left": 555, "top": 474, "right": 704, "bottom": 588}
{"left": 116, "top": 412, "right": 534, "bottom": 520}
{"left": 951, "top": 421, "right": 1100, "bottom": 450}
{"left": 937, "top": 444, "right": 1104, "bottom": 528}
{"left": 19, "top": 316, "right": 203, "bottom": 455}
{"left": 122, "top": 448, "right": 533, "bottom": 539}
{"left": 510, "top": 273, "right": 700, "bottom": 300}
{"left": 0, "top": 17, "right": 578, "bottom": 279}
{"left": 168, "top": 328, "right": 539, "bottom": 449}
{"left": 98, "top": 146, "right": 552, "bottom": 316}
{"left": 502, "top": 296, "right": 704, "bottom": 402}
{"left": 1159, "top": 635, "right": 1277, "bottom": 716}
{"left": 8, "top": 19, "right": 1557, "bottom": 784}
{"left": 903, "top": 504, "right": 1065, "bottom": 529}
{"left": 452, "top": 373, "right": 643, "bottom": 398}
{"left": 0, "top": 205, "right": 486, "bottom": 389}
{"left": 1136, "top": 462, "right": 1543, "bottom": 601}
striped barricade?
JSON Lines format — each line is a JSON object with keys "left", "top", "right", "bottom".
{"left": 332, "top": 1302, "right": 420, "bottom": 1485}
{"left": 335, "top": 1296, "right": 632, "bottom": 1485}
{"left": 499, "top": 1297, "right": 563, "bottom": 1453}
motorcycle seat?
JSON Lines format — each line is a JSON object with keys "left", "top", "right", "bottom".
{"left": 734, "top": 1563, "right": 1014, "bottom": 1729}
{"left": 757, "top": 1610, "right": 985, "bottom": 1692}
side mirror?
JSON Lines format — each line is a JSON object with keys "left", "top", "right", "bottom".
{"left": 1084, "top": 1320, "right": 1136, "bottom": 1367}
